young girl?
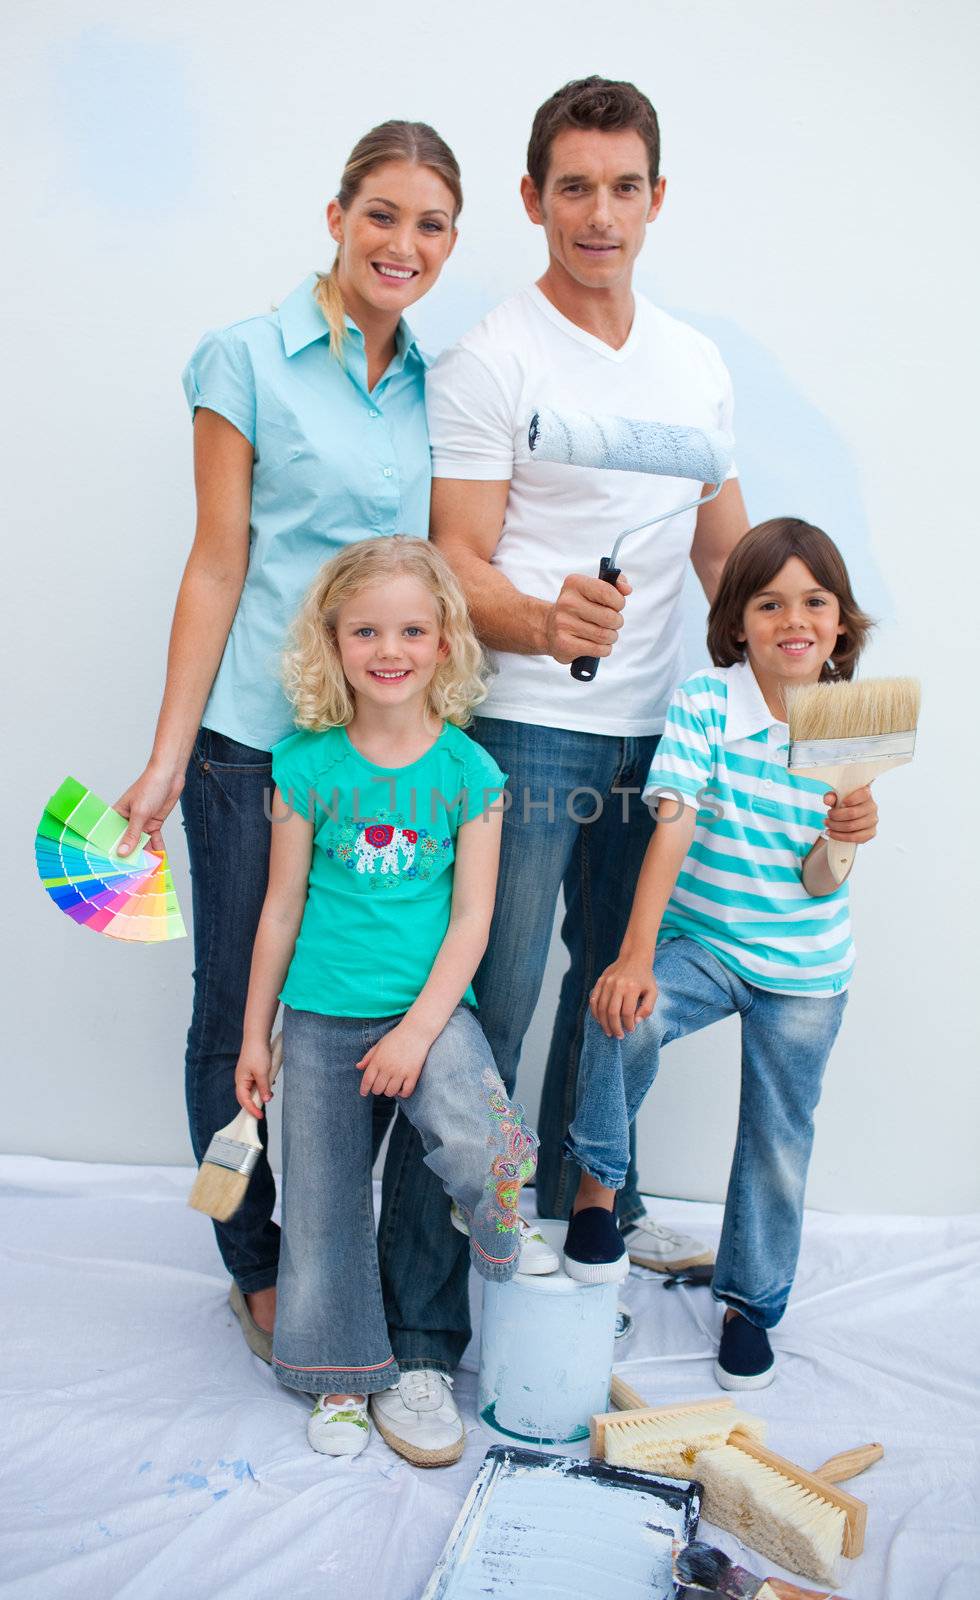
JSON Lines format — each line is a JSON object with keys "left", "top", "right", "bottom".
{"left": 560, "top": 517, "right": 878, "bottom": 1390}
{"left": 234, "top": 537, "right": 537, "bottom": 1461}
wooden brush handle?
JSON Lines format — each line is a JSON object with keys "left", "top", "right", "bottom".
{"left": 608, "top": 1374, "right": 647, "bottom": 1411}
{"left": 758, "top": 1580, "right": 850, "bottom": 1599}
{"left": 813, "top": 1442, "right": 883, "bottom": 1482}
{"left": 802, "top": 837, "right": 855, "bottom": 896}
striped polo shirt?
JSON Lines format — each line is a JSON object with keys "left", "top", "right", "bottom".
{"left": 643, "top": 661, "right": 853, "bottom": 996}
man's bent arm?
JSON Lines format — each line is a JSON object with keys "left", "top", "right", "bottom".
{"left": 689, "top": 478, "right": 750, "bottom": 603}
{"left": 431, "top": 478, "right": 550, "bottom": 654}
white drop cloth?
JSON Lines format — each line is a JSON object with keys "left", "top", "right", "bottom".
{"left": 2, "top": 1156, "right": 978, "bottom": 1599}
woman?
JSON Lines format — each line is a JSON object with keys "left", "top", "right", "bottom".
{"left": 115, "top": 120, "right": 461, "bottom": 1363}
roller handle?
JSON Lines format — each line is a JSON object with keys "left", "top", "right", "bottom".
{"left": 571, "top": 557, "right": 621, "bottom": 682}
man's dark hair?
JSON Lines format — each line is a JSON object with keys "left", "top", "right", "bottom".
{"left": 526, "top": 76, "right": 661, "bottom": 193}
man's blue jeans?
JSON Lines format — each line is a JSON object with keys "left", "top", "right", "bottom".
{"left": 181, "top": 727, "right": 395, "bottom": 1292}
{"left": 565, "top": 937, "right": 848, "bottom": 1328}
{"left": 274, "top": 1005, "right": 536, "bottom": 1396}
{"left": 377, "top": 719, "right": 659, "bottom": 1372}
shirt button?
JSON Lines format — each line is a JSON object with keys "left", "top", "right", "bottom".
{"left": 369, "top": 409, "right": 379, "bottom": 418}
{"left": 383, "top": 467, "right": 393, "bottom": 477}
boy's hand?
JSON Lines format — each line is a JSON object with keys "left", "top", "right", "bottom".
{"left": 357, "top": 1021, "right": 429, "bottom": 1099}
{"left": 824, "top": 784, "right": 878, "bottom": 844}
{"left": 590, "top": 953, "right": 657, "bottom": 1040}
{"left": 235, "top": 1039, "right": 274, "bottom": 1119}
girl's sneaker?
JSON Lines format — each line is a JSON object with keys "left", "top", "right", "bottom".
{"left": 307, "top": 1394, "right": 371, "bottom": 1456}
{"left": 450, "top": 1201, "right": 559, "bottom": 1274}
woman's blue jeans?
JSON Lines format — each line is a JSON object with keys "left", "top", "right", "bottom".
{"left": 377, "top": 719, "right": 659, "bottom": 1372}
{"left": 565, "top": 937, "right": 848, "bottom": 1328}
{"left": 274, "top": 1005, "right": 537, "bottom": 1396}
{"left": 180, "top": 727, "right": 395, "bottom": 1292}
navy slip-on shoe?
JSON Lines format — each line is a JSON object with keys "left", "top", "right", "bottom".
{"left": 714, "top": 1312, "right": 775, "bottom": 1390}
{"left": 562, "top": 1206, "right": 630, "bottom": 1284}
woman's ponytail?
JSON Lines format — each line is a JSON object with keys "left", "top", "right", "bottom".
{"left": 314, "top": 260, "right": 349, "bottom": 363}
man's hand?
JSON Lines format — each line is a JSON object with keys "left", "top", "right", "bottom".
{"left": 545, "top": 572, "right": 631, "bottom": 665}
{"left": 590, "top": 950, "right": 657, "bottom": 1040}
{"left": 356, "top": 1020, "right": 430, "bottom": 1099}
{"left": 825, "top": 784, "right": 878, "bottom": 845}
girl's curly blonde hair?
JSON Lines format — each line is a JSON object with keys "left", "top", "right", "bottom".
{"left": 282, "top": 536, "right": 489, "bottom": 730}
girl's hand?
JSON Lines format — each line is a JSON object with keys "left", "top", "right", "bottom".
{"left": 824, "top": 784, "right": 878, "bottom": 845}
{"left": 115, "top": 761, "right": 185, "bottom": 856}
{"left": 356, "top": 1022, "right": 429, "bottom": 1099}
{"left": 235, "top": 1039, "right": 274, "bottom": 1119}
{"left": 590, "top": 954, "right": 657, "bottom": 1040}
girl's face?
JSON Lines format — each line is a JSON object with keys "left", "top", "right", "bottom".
{"left": 335, "top": 574, "right": 449, "bottom": 715}
{"left": 328, "top": 160, "right": 458, "bottom": 322}
{"left": 739, "top": 556, "right": 844, "bottom": 705}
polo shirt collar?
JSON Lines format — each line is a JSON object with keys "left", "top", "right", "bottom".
{"left": 722, "top": 659, "right": 786, "bottom": 744}
{"left": 278, "top": 273, "right": 428, "bottom": 368}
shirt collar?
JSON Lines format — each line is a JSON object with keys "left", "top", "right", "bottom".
{"left": 278, "top": 273, "right": 428, "bottom": 369}
{"left": 722, "top": 659, "right": 787, "bottom": 744}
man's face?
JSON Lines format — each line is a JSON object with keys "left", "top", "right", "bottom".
{"left": 521, "top": 127, "right": 665, "bottom": 292}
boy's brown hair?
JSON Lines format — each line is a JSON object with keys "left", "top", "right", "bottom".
{"left": 707, "top": 518, "right": 874, "bottom": 683}
{"left": 526, "top": 76, "right": 661, "bottom": 193}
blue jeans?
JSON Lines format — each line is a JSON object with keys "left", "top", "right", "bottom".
{"left": 565, "top": 937, "right": 848, "bottom": 1328}
{"left": 377, "top": 719, "right": 658, "bottom": 1371}
{"left": 180, "top": 727, "right": 395, "bottom": 1291}
{"left": 274, "top": 1005, "right": 537, "bottom": 1396}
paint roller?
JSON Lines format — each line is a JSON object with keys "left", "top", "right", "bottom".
{"left": 527, "top": 407, "right": 734, "bottom": 681}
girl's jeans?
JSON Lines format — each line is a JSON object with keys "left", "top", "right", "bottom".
{"left": 180, "top": 727, "right": 394, "bottom": 1292}
{"left": 565, "top": 938, "right": 848, "bottom": 1329}
{"left": 274, "top": 1004, "right": 537, "bottom": 1397}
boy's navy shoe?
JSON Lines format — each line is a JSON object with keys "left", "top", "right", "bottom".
{"left": 714, "top": 1312, "right": 775, "bottom": 1390}
{"left": 562, "top": 1206, "right": 630, "bottom": 1284}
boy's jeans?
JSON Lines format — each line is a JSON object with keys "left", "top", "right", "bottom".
{"left": 566, "top": 938, "right": 848, "bottom": 1329}
{"left": 181, "top": 727, "right": 394, "bottom": 1293}
{"left": 377, "top": 720, "right": 659, "bottom": 1372}
{"left": 274, "top": 1004, "right": 537, "bottom": 1397}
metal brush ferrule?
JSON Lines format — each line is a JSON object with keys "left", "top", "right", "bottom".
{"left": 206, "top": 1138, "right": 261, "bottom": 1175}
{"left": 788, "top": 729, "right": 916, "bottom": 767}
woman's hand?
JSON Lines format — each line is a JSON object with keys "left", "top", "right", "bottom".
{"left": 590, "top": 952, "right": 657, "bottom": 1040}
{"left": 115, "top": 761, "right": 185, "bottom": 856}
{"left": 824, "top": 784, "right": 878, "bottom": 845}
{"left": 356, "top": 1021, "right": 430, "bottom": 1099}
{"left": 235, "top": 1038, "right": 275, "bottom": 1119}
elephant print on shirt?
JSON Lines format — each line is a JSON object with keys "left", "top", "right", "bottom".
{"left": 355, "top": 823, "right": 420, "bottom": 875}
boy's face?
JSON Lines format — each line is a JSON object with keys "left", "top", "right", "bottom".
{"left": 521, "top": 127, "right": 665, "bottom": 293}
{"left": 738, "top": 557, "right": 845, "bottom": 702}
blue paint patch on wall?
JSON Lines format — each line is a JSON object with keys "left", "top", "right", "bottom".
{"left": 51, "top": 28, "right": 195, "bottom": 211}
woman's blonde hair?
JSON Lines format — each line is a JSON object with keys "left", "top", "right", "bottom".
{"left": 283, "top": 537, "right": 488, "bottom": 729}
{"left": 316, "top": 120, "right": 463, "bottom": 363}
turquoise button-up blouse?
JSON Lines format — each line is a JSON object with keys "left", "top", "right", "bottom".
{"left": 181, "top": 273, "right": 431, "bottom": 750}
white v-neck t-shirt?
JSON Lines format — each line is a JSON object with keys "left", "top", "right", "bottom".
{"left": 426, "top": 285, "right": 737, "bottom": 737}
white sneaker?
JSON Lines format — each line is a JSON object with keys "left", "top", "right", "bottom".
{"left": 307, "top": 1394, "right": 371, "bottom": 1457}
{"left": 369, "top": 1370, "right": 465, "bottom": 1467}
{"left": 620, "top": 1215, "right": 714, "bottom": 1272}
{"left": 450, "top": 1203, "right": 559, "bottom": 1275}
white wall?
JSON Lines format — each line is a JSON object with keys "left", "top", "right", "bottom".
{"left": 6, "top": 1, "right": 978, "bottom": 1211}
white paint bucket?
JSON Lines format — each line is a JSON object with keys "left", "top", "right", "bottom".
{"left": 478, "top": 1251, "right": 620, "bottom": 1445}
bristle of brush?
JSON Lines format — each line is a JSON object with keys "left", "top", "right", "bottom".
{"left": 602, "top": 1402, "right": 765, "bottom": 1476}
{"left": 187, "top": 1162, "right": 251, "bottom": 1222}
{"left": 785, "top": 677, "right": 920, "bottom": 744}
{"left": 696, "top": 1443, "right": 846, "bottom": 1585}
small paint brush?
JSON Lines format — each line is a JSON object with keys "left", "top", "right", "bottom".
{"left": 785, "top": 677, "right": 919, "bottom": 894}
{"left": 673, "top": 1540, "right": 851, "bottom": 1599}
{"left": 187, "top": 1033, "right": 283, "bottom": 1222}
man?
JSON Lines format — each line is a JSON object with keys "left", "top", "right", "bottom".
{"left": 371, "top": 75, "right": 749, "bottom": 1466}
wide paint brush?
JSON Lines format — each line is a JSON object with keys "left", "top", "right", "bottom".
{"left": 188, "top": 1033, "right": 283, "bottom": 1221}
{"left": 527, "top": 406, "right": 734, "bottom": 682}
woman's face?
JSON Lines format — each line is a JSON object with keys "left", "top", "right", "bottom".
{"left": 328, "top": 160, "right": 458, "bottom": 322}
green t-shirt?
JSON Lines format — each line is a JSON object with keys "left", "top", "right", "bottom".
{"left": 271, "top": 722, "right": 507, "bottom": 1018}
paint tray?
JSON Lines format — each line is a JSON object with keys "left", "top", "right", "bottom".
{"left": 422, "top": 1445, "right": 701, "bottom": 1600}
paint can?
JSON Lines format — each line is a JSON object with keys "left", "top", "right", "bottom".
{"left": 478, "top": 1253, "right": 620, "bottom": 1445}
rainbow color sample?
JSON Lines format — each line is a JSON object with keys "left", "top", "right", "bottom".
{"left": 35, "top": 777, "right": 186, "bottom": 942}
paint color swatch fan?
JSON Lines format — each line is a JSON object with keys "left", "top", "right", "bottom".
{"left": 35, "top": 777, "right": 186, "bottom": 941}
